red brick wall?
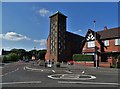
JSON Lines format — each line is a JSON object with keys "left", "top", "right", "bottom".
{"left": 82, "top": 39, "right": 120, "bottom": 53}
{"left": 45, "top": 36, "right": 50, "bottom": 61}
{"left": 82, "top": 40, "right": 101, "bottom": 53}
{"left": 45, "top": 36, "right": 58, "bottom": 63}
{"left": 103, "top": 39, "right": 120, "bottom": 52}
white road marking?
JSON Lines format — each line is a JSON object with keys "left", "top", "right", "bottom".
{"left": 2, "top": 68, "right": 19, "bottom": 76}
{"left": 58, "top": 81, "right": 120, "bottom": 86}
{"left": 48, "top": 74, "right": 96, "bottom": 80}
{"left": 0, "top": 81, "right": 42, "bottom": 85}
{"left": 65, "top": 70, "right": 72, "bottom": 73}
{"left": 24, "top": 67, "right": 44, "bottom": 72}
{"left": 23, "top": 67, "right": 26, "bottom": 70}
{"left": 52, "top": 70, "right": 55, "bottom": 73}
{"left": 24, "top": 67, "right": 43, "bottom": 71}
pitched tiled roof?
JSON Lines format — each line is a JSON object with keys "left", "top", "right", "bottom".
{"left": 66, "top": 31, "right": 84, "bottom": 42}
{"left": 97, "top": 27, "right": 120, "bottom": 40}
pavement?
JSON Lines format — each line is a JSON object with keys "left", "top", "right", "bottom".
{"left": 0, "top": 61, "right": 120, "bottom": 88}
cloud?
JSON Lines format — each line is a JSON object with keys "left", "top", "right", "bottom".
{"left": 73, "top": 29, "right": 82, "bottom": 34}
{"left": 0, "top": 32, "right": 31, "bottom": 41}
{"left": 37, "top": 8, "right": 50, "bottom": 17}
{"left": 34, "top": 39, "right": 46, "bottom": 46}
{"left": 78, "top": 29, "right": 82, "bottom": 32}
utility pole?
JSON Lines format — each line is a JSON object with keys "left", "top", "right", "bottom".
{"left": 93, "top": 20, "right": 98, "bottom": 69}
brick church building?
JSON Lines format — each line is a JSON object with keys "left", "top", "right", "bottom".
{"left": 45, "top": 11, "right": 84, "bottom": 63}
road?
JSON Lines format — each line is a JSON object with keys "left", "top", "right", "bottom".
{"left": 0, "top": 61, "right": 119, "bottom": 88}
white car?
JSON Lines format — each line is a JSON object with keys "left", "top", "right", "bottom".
{"left": 47, "top": 63, "right": 52, "bottom": 68}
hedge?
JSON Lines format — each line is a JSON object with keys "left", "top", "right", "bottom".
{"left": 2, "top": 53, "right": 19, "bottom": 63}
{"left": 118, "top": 55, "right": 120, "bottom": 62}
{"left": 73, "top": 54, "right": 94, "bottom": 62}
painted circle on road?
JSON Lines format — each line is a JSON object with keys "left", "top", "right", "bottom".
{"left": 48, "top": 74, "right": 96, "bottom": 80}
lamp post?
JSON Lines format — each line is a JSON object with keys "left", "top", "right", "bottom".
{"left": 93, "top": 20, "right": 98, "bottom": 69}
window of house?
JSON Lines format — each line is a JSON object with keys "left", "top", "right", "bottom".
{"left": 104, "top": 40, "right": 109, "bottom": 46}
{"left": 115, "top": 39, "right": 120, "bottom": 45}
{"left": 87, "top": 41, "right": 95, "bottom": 48}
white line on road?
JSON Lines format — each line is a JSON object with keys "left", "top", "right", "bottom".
{"left": 52, "top": 70, "right": 55, "bottom": 73}
{"left": 2, "top": 68, "right": 19, "bottom": 76}
{"left": 0, "top": 81, "right": 42, "bottom": 85}
{"left": 58, "top": 81, "right": 120, "bottom": 86}
{"left": 65, "top": 70, "right": 72, "bottom": 73}
{"left": 24, "top": 67, "right": 43, "bottom": 71}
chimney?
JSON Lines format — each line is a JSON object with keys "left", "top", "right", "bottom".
{"left": 104, "top": 26, "right": 107, "bottom": 30}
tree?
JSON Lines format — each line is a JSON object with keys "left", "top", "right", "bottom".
{"left": 10, "top": 49, "right": 26, "bottom": 60}
{"left": 2, "top": 53, "right": 19, "bottom": 63}
{"left": 7, "top": 53, "right": 19, "bottom": 62}
{"left": 37, "top": 50, "right": 46, "bottom": 60}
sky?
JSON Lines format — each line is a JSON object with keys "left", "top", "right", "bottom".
{"left": 1, "top": 2, "right": 118, "bottom": 52}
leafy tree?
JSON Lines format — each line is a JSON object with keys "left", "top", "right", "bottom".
{"left": 10, "top": 49, "right": 26, "bottom": 60}
{"left": 2, "top": 53, "right": 19, "bottom": 63}
{"left": 7, "top": 53, "right": 19, "bottom": 62}
{"left": 37, "top": 50, "right": 46, "bottom": 60}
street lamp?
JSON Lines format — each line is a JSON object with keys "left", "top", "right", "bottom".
{"left": 93, "top": 20, "right": 98, "bottom": 69}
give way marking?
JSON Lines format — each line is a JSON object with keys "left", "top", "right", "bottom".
{"left": 58, "top": 81, "right": 120, "bottom": 86}
{"left": 0, "top": 81, "right": 42, "bottom": 85}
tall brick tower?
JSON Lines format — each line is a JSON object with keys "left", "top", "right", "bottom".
{"left": 45, "top": 11, "right": 84, "bottom": 64}
{"left": 49, "top": 11, "right": 67, "bottom": 63}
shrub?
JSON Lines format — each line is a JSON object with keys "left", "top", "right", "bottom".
{"left": 117, "top": 55, "right": 120, "bottom": 68}
{"left": 73, "top": 54, "right": 94, "bottom": 62}
{"left": 118, "top": 55, "right": 120, "bottom": 62}
{"left": 7, "top": 53, "right": 19, "bottom": 62}
{"left": 2, "top": 53, "right": 19, "bottom": 63}
{"left": 2, "top": 55, "right": 8, "bottom": 63}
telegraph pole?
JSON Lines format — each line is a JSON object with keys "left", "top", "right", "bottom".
{"left": 93, "top": 20, "right": 98, "bottom": 69}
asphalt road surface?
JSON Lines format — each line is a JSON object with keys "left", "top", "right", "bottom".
{"left": 0, "top": 61, "right": 119, "bottom": 88}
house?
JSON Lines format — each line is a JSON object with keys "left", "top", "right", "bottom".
{"left": 81, "top": 27, "right": 120, "bottom": 66}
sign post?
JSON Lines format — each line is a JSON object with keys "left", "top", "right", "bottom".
{"left": 93, "top": 20, "right": 98, "bottom": 69}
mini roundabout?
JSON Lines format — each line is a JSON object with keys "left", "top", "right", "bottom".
{"left": 48, "top": 74, "right": 96, "bottom": 80}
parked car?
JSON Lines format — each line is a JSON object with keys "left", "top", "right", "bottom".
{"left": 47, "top": 63, "right": 52, "bottom": 68}
{"left": 23, "top": 59, "right": 29, "bottom": 62}
{"left": 47, "top": 60, "right": 52, "bottom": 68}
{"left": 56, "top": 62, "right": 60, "bottom": 67}
{"left": 67, "top": 60, "right": 74, "bottom": 65}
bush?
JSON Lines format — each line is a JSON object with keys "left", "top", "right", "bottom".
{"left": 2, "top": 53, "right": 19, "bottom": 63}
{"left": 7, "top": 53, "right": 19, "bottom": 62}
{"left": 73, "top": 54, "right": 94, "bottom": 62}
{"left": 118, "top": 55, "right": 120, "bottom": 62}
{"left": 117, "top": 55, "right": 120, "bottom": 68}
{"left": 2, "top": 55, "right": 8, "bottom": 63}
